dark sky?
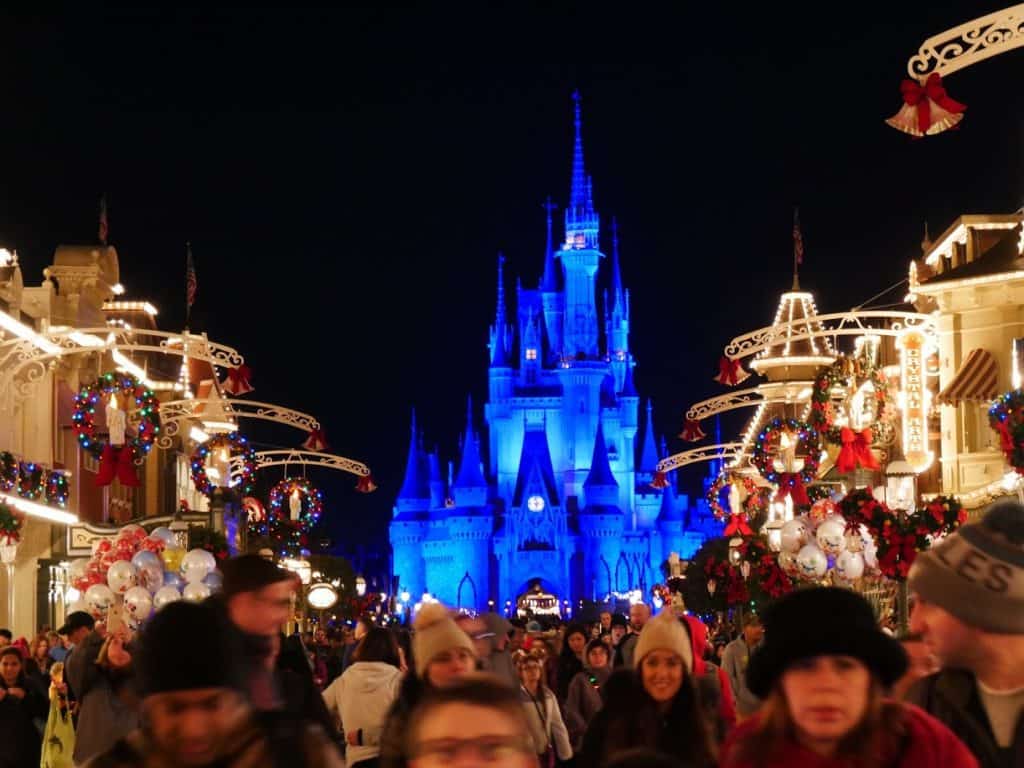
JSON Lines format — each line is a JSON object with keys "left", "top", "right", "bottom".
{"left": 1, "top": 4, "right": 1022, "bottom": 565}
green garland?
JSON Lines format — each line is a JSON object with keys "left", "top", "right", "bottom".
{"left": 810, "top": 357, "right": 891, "bottom": 446}
{"left": 0, "top": 501, "right": 25, "bottom": 543}
{"left": 990, "top": 389, "right": 1024, "bottom": 473}
{"left": 751, "top": 418, "right": 821, "bottom": 484}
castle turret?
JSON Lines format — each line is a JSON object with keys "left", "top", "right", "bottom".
{"left": 577, "top": 420, "right": 625, "bottom": 600}
{"left": 396, "top": 409, "right": 430, "bottom": 513}
{"left": 540, "top": 197, "right": 565, "bottom": 361}
{"left": 607, "top": 218, "right": 632, "bottom": 392}
{"left": 453, "top": 396, "right": 489, "bottom": 508}
{"left": 428, "top": 448, "right": 444, "bottom": 510}
{"left": 390, "top": 410, "right": 429, "bottom": 605}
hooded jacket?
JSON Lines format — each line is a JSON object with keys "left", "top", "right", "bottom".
{"left": 322, "top": 661, "right": 402, "bottom": 766}
{"left": 683, "top": 614, "right": 737, "bottom": 737}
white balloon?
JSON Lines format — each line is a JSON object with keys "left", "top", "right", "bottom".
{"left": 796, "top": 543, "right": 828, "bottom": 579}
{"left": 815, "top": 516, "right": 847, "bottom": 558}
{"left": 153, "top": 586, "right": 182, "bottom": 611}
{"left": 131, "top": 550, "right": 164, "bottom": 593}
{"left": 123, "top": 585, "right": 154, "bottom": 621}
{"left": 777, "top": 550, "right": 800, "bottom": 577}
{"left": 149, "top": 527, "right": 176, "bottom": 546}
{"left": 106, "top": 560, "right": 139, "bottom": 594}
{"left": 864, "top": 536, "right": 879, "bottom": 570}
{"left": 181, "top": 549, "right": 217, "bottom": 584}
{"left": 85, "top": 583, "right": 116, "bottom": 615}
{"left": 182, "top": 581, "right": 211, "bottom": 603}
{"left": 66, "top": 600, "right": 89, "bottom": 617}
{"left": 68, "top": 557, "right": 92, "bottom": 583}
{"left": 780, "top": 518, "right": 809, "bottom": 554}
{"left": 835, "top": 550, "right": 866, "bottom": 580}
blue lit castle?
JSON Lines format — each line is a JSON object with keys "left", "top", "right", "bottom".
{"left": 390, "top": 94, "right": 716, "bottom": 614}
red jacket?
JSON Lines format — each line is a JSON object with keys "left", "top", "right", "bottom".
{"left": 720, "top": 702, "right": 978, "bottom": 768}
{"left": 683, "top": 614, "right": 737, "bottom": 731}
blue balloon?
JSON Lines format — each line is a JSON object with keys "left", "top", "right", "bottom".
{"left": 202, "top": 570, "right": 223, "bottom": 591}
{"left": 163, "top": 571, "right": 184, "bottom": 590}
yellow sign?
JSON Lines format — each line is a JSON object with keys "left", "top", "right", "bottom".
{"left": 898, "top": 329, "right": 933, "bottom": 473}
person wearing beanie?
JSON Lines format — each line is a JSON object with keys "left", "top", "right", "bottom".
{"left": 720, "top": 613, "right": 763, "bottom": 720}
{"left": 81, "top": 601, "right": 343, "bottom": 768}
{"left": 907, "top": 499, "right": 1024, "bottom": 768}
{"left": 719, "top": 587, "right": 976, "bottom": 768}
{"left": 564, "top": 637, "right": 612, "bottom": 748}
{"left": 478, "top": 612, "right": 518, "bottom": 686}
{"left": 577, "top": 611, "right": 715, "bottom": 768}
{"left": 379, "top": 602, "right": 477, "bottom": 768}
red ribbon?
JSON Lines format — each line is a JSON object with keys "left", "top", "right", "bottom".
{"left": 879, "top": 531, "right": 919, "bottom": 579}
{"left": 836, "top": 427, "right": 879, "bottom": 473}
{"left": 679, "top": 419, "right": 706, "bottom": 442}
{"left": 714, "top": 356, "right": 748, "bottom": 387}
{"left": 302, "top": 428, "right": 329, "bottom": 452}
{"left": 723, "top": 514, "right": 753, "bottom": 537}
{"left": 775, "top": 473, "right": 809, "bottom": 505}
{"left": 355, "top": 474, "right": 377, "bottom": 493}
{"left": 223, "top": 365, "right": 254, "bottom": 396}
{"left": 95, "top": 445, "right": 140, "bottom": 488}
{"left": 899, "top": 73, "right": 966, "bottom": 135}
{"left": 650, "top": 471, "right": 669, "bottom": 490}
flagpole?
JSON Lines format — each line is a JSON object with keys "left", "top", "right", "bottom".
{"left": 792, "top": 207, "right": 801, "bottom": 291}
{"left": 185, "top": 241, "right": 191, "bottom": 331}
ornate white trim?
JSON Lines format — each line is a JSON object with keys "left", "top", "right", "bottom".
{"left": 685, "top": 381, "right": 813, "bottom": 422}
{"left": 907, "top": 4, "right": 1024, "bottom": 80}
{"left": 237, "top": 449, "right": 371, "bottom": 479}
{"left": 656, "top": 442, "right": 745, "bottom": 474}
{"left": 161, "top": 398, "right": 320, "bottom": 434}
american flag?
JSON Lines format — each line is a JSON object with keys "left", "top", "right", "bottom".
{"left": 793, "top": 207, "right": 804, "bottom": 265}
{"left": 98, "top": 196, "right": 108, "bottom": 245}
{"left": 185, "top": 242, "right": 197, "bottom": 312}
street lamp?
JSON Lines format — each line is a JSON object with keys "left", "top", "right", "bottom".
{"left": 169, "top": 509, "right": 190, "bottom": 551}
{"left": 355, "top": 576, "right": 367, "bottom": 597}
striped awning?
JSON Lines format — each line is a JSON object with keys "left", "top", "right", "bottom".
{"left": 936, "top": 348, "right": 998, "bottom": 406}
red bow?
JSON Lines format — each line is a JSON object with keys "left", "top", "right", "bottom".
{"left": 650, "top": 471, "right": 669, "bottom": 490}
{"left": 95, "top": 445, "right": 140, "bottom": 488}
{"left": 836, "top": 427, "right": 879, "bottom": 473}
{"left": 879, "top": 531, "right": 919, "bottom": 580}
{"left": 723, "top": 513, "right": 753, "bottom": 537}
{"left": 222, "top": 365, "right": 254, "bottom": 396}
{"left": 355, "top": 474, "right": 377, "bottom": 493}
{"left": 776, "top": 473, "right": 809, "bottom": 505}
{"left": 900, "top": 74, "right": 966, "bottom": 136}
{"left": 679, "top": 419, "right": 706, "bottom": 443}
{"left": 713, "top": 356, "right": 750, "bottom": 387}
{"left": 302, "top": 428, "right": 329, "bottom": 452}
{"left": 996, "top": 420, "right": 1017, "bottom": 455}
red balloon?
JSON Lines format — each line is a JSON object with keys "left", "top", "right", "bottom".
{"left": 95, "top": 540, "right": 112, "bottom": 554}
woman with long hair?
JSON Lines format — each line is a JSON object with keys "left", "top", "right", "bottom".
{"left": 577, "top": 611, "right": 717, "bottom": 768}
{"left": 720, "top": 588, "right": 977, "bottom": 768}
{"left": 556, "top": 623, "right": 588, "bottom": 703}
{"left": 565, "top": 638, "right": 612, "bottom": 748}
{"left": 516, "top": 649, "right": 572, "bottom": 766}
{"left": 379, "top": 603, "right": 477, "bottom": 768}
{"left": 25, "top": 633, "right": 53, "bottom": 690}
{"left": 0, "top": 645, "right": 49, "bottom": 767}
{"left": 323, "top": 627, "right": 403, "bottom": 768}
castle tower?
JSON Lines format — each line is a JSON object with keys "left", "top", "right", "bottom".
{"left": 577, "top": 421, "right": 625, "bottom": 601}
{"left": 390, "top": 410, "right": 429, "bottom": 603}
{"left": 540, "top": 197, "right": 564, "bottom": 361}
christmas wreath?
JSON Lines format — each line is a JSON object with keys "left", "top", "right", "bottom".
{"left": 705, "top": 473, "right": 769, "bottom": 534}
{"left": 990, "top": 389, "right": 1024, "bottom": 473}
{"left": 684, "top": 535, "right": 794, "bottom": 614}
{"left": 72, "top": 372, "right": 161, "bottom": 461}
{"left": 46, "top": 471, "right": 69, "bottom": 508}
{"left": 809, "top": 358, "right": 891, "bottom": 472}
{"left": 190, "top": 432, "right": 257, "bottom": 497}
{"left": 17, "top": 461, "right": 44, "bottom": 500}
{"left": 187, "top": 525, "right": 230, "bottom": 562}
{"left": 0, "top": 452, "right": 16, "bottom": 492}
{"left": 751, "top": 418, "right": 821, "bottom": 505}
{"left": 258, "top": 477, "right": 325, "bottom": 552}
{"left": 0, "top": 501, "right": 25, "bottom": 544}
{"left": 839, "top": 488, "right": 966, "bottom": 580}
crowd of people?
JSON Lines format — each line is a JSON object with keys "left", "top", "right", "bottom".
{"left": 1, "top": 499, "right": 1023, "bottom": 766}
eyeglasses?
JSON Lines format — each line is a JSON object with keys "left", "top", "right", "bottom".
{"left": 413, "top": 735, "right": 532, "bottom": 764}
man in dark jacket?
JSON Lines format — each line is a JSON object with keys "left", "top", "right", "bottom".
{"left": 906, "top": 499, "right": 1024, "bottom": 768}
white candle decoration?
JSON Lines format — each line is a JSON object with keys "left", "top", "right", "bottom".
{"left": 107, "top": 393, "right": 127, "bottom": 447}
{"left": 289, "top": 489, "right": 302, "bottom": 521}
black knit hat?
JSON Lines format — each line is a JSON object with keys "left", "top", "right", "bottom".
{"left": 221, "top": 554, "right": 292, "bottom": 599}
{"left": 746, "top": 588, "right": 907, "bottom": 698}
{"left": 136, "top": 601, "right": 244, "bottom": 696}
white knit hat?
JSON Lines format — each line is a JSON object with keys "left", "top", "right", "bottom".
{"left": 412, "top": 603, "right": 477, "bottom": 678}
{"left": 632, "top": 610, "right": 693, "bottom": 671}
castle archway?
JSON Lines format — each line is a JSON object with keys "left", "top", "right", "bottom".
{"left": 514, "top": 578, "right": 562, "bottom": 620}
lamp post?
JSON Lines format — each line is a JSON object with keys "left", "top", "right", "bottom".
{"left": 355, "top": 576, "right": 367, "bottom": 597}
{"left": 169, "top": 509, "right": 190, "bottom": 551}
{"left": 885, "top": 458, "right": 918, "bottom": 634}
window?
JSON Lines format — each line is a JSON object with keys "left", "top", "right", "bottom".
{"left": 527, "top": 495, "right": 545, "bottom": 512}
{"left": 525, "top": 348, "right": 537, "bottom": 361}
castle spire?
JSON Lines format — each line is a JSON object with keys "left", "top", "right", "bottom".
{"left": 454, "top": 396, "right": 488, "bottom": 490}
{"left": 398, "top": 408, "right": 429, "bottom": 502}
{"left": 564, "top": 90, "right": 600, "bottom": 250}
{"left": 541, "top": 197, "right": 559, "bottom": 292}
{"left": 610, "top": 216, "right": 625, "bottom": 312}
{"left": 639, "top": 399, "right": 659, "bottom": 472}
{"left": 491, "top": 252, "right": 510, "bottom": 367}
{"left": 584, "top": 420, "right": 618, "bottom": 490}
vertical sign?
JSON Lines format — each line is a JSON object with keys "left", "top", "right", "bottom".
{"left": 898, "top": 329, "right": 933, "bottom": 473}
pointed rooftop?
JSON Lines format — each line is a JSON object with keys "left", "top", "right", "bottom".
{"left": 564, "top": 90, "right": 600, "bottom": 250}
{"left": 512, "top": 429, "right": 560, "bottom": 507}
{"left": 491, "top": 253, "right": 510, "bottom": 367}
{"left": 639, "top": 400, "right": 660, "bottom": 473}
{"left": 657, "top": 482, "right": 684, "bottom": 523}
{"left": 453, "top": 396, "right": 488, "bottom": 490}
{"left": 749, "top": 288, "right": 835, "bottom": 374}
{"left": 397, "top": 409, "right": 430, "bottom": 507}
{"left": 540, "top": 197, "right": 559, "bottom": 292}
{"left": 609, "top": 217, "right": 625, "bottom": 313}
{"left": 584, "top": 420, "right": 619, "bottom": 511}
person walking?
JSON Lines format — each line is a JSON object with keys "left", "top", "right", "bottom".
{"left": 906, "top": 499, "right": 1024, "bottom": 768}
{"left": 322, "top": 628, "right": 403, "bottom": 768}
{"left": 614, "top": 603, "right": 651, "bottom": 670}
{"left": 0, "top": 644, "right": 48, "bottom": 768}
{"left": 682, "top": 614, "right": 736, "bottom": 740}
{"left": 556, "top": 624, "right": 587, "bottom": 703}
{"left": 577, "top": 611, "right": 717, "bottom": 768}
{"left": 564, "top": 638, "right": 612, "bottom": 749}
{"left": 720, "top": 614, "right": 763, "bottom": 720}
{"left": 516, "top": 649, "right": 572, "bottom": 766}
{"left": 720, "top": 587, "right": 977, "bottom": 767}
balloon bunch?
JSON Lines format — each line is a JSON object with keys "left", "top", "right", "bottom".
{"left": 66, "top": 523, "right": 222, "bottom": 628}
{"left": 774, "top": 498, "right": 879, "bottom": 585}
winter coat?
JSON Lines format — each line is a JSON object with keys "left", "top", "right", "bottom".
{"left": 322, "top": 661, "right": 403, "bottom": 766}
{"left": 519, "top": 684, "right": 572, "bottom": 761}
{"left": 684, "top": 614, "right": 737, "bottom": 739}
{"left": 564, "top": 666, "right": 610, "bottom": 747}
{"left": 79, "top": 710, "right": 344, "bottom": 768}
{"left": 0, "top": 673, "right": 48, "bottom": 768}
{"left": 614, "top": 632, "right": 639, "bottom": 669}
{"left": 379, "top": 670, "right": 427, "bottom": 768}
{"left": 905, "top": 668, "right": 1024, "bottom": 768}
{"left": 556, "top": 652, "right": 584, "bottom": 703}
{"left": 720, "top": 701, "right": 978, "bottom": 768}
{"left": 720, "top": 637, "right": 760, "bottom": 717}
{"left": 63, "top": 631, "right": 139, "bottom": 765}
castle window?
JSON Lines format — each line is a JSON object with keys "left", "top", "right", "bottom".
{"left": 526, "top": 348, "right": 537, "bottom": 361}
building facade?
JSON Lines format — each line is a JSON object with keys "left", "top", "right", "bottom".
{"left": 390, "top": 96, "right": 716, "bottom": 614}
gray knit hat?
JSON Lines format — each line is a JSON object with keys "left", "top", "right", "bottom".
{"left": 908, "top": 499, "right": 1024, "bottom": 634}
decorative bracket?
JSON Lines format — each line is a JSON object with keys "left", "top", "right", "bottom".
{"left": 685, "top": 381, "right": 814, "bottom": 423}
{"left": 236, "top": 449, "right": 371, "bottom": 479}
{"left": 655, "top": 442, "right": 746, "bottom": 474}
{"left": 907, "top": 4, "right": 1024, "bottom": 80}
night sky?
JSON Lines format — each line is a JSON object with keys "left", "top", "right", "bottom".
{"left": 2, "top": 5, "right": 1022, "bottom": 570}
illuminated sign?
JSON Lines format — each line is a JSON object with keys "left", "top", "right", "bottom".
{"left": 898, "top": 329, "right": 933, "bottom": 473}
